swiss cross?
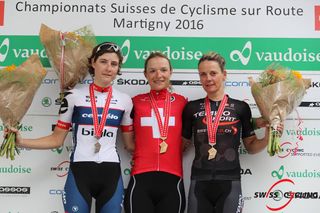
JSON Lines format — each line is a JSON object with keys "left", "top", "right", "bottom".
{"left": 141, "top": 108, "right": 175, "bottom": 138}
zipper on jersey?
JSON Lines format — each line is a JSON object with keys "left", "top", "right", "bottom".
{"left": 157, "top": 138, "right": 160, "bottom": 171}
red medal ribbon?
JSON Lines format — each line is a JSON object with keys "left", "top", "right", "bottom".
{"left": 149, "top": 90, "right": 171, "bottom": 140}
{"left": 89, "top": 84, "right": 113, "bottom": 139}
{"left": 205, "top": 95, "right": 228, "bottom": 146}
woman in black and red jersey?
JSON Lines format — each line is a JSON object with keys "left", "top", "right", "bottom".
{"left": 182, "top": 52, "right": 282, "bottom": 213}
{"left": 124, "top": 52, "right": 187, "bottom": 213}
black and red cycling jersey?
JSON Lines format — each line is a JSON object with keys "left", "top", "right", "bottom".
{"left": 182, "top": 96, "right": 255, "bottom": 181}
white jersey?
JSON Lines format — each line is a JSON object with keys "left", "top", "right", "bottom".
{"left": 57, "top": 84, "right": 133, "bottom": 163}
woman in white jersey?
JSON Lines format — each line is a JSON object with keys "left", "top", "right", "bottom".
{"left": 9, "top": 42, "right": 134, "bottom": 213}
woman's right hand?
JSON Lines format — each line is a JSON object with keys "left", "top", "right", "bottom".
{"left": 4, "top": 127, "right": 23, "bottom": 147}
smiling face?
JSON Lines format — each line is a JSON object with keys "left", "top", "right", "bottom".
{"left": 144, "top": 56, "right": 172, "bottom": 91}
{"left": 92, "top": 52, "right": 120, "bottom": 87}
{"left": 198, "top": 60, "right": 226, "bottom": 99}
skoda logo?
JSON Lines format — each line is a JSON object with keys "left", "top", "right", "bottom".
{"left": 42, "top": 97, "right": 52, "bottom": 107}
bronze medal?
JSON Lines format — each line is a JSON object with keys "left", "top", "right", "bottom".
{"left": 208, "top": 146, "right": 217, "bottom": 160}
{"left": 94, "top": 142, "right": 101, "bottom": 153}
{"left": 204, "top": 95, "right": 228, "bottom": 161}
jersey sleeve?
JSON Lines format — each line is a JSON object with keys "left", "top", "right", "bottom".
{"left": 56, "top": 91, "right": 75, "bottom": 130}
{"left": 120, "top": 94, "right": 133, "bottom": 132}
{"left": 239, "top": 101, "right": 255, "bottom": 138}
{"left": 182, "top": 101, "right": 194, "bottom": 140}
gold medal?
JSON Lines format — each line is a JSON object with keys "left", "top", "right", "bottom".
{"left": 208, "top": 146, "right": 217, "bottom": 160}
{"left": 160, "top": 141, "right": 168, "bottom": 154}
{"left": 160, "top": 136, "right": 167, "bottom": 141}
{"left": 149, "top": 91, "right": 171, "bottom": 155}
{"left": 94, "top": 142, "right": 101, "bottom": 153}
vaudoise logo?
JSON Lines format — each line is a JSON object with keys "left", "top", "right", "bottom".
{"left": 120, "top": 39, "right": 130, "bottom": 64}
{"left": 0, "top": 37, "right": 9, "bottom": 62}
{"left": 230, "top": 41, "right": 252, "bottom": 66}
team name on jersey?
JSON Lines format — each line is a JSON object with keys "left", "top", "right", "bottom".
{"left": 72, "top": 106, "right": 124, "bottom": 127}
{"left": 81, "top": 128, "right": 114, "bottom": 137}
{"left": 193, "top": 110, "right": 237, "bottom": 122}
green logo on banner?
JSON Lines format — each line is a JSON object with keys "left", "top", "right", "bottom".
{"left": 41, "top": 97, "right": 52, "bottom": 107}
{"left": 52, "top": 146, "right": 63, "bottom": 154}
{"left": 1, "top": 35, "right": 319, "bottom": 71}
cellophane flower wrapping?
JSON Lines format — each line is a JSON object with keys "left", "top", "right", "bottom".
{"left": 39, "top": 24, "right": 96, "bottom": 90}
{"left": 249, "top": 64, "right": 311, "bottom": 156}
{"left": 0, "top": 54, "right": 47, "bottom": 159}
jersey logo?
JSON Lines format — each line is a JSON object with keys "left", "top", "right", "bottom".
{"left": 141, "top": 108, "right": 175, "bottom": 138}
{"left": 73, "top": 106, "right": 123, "bottom": 127}
{"left": 81, "top": 128, "right": 114, "bottom": 137}
{"left": 170, "top": 95, "right": 175, "bottom": 102}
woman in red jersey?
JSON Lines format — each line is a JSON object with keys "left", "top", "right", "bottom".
{"left": 124, "top": 52, "right": 187, "bottom": 213}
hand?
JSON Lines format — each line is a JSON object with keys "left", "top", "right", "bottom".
{"left": 1, "top": 127, "right": 22, "bottom": 160}
{"left": 4, "top": 127, "right": 23, "bottom": 147}
{"left": 182, "top": 139, "right": 192, "bottom": 152}
{"left": 275, "top": 122, "right": 284, "bottom": 136}
{"left": 254, "top": 117, "right": 269, "bottom": 129}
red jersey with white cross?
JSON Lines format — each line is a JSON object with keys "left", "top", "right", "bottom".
{"left": 131, "top": 90, "right": 187, "bottom": 177}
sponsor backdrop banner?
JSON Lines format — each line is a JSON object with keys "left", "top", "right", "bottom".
{"left": 0, "top": 0, "right": 319, "bottom": 212}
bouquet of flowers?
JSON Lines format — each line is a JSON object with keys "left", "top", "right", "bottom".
{"left": 39, "top": 24, "right": 96, "bottom": 94}
{"left": 249, "top": 64, "right": 311, "bottom": 156}
{"left": 0, "top": 54, "right": 47, "bottom": 160}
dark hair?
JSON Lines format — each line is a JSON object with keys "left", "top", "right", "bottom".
{"left": 144, "top": 52, "right": 172, "bottom": 73}
{"left": 198, "top": 52, "right": 226, "bottom": 72}
{"left": 88, "top": 42, "right": 123, "bottom": 76}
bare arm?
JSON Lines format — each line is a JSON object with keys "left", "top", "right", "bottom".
{"left": 14, "top": 127, "right": 69, "bottom": 149}
{"left": 182, "top": 137, "right": 192, "bottom": 152}
{"left": 252, "top": 117, "right": 268, "bottom": 129}
{"left": 122, "top": 131, "right": 135, "bottom": 154}
{"left": 243, "top": 127, "right": 270, "bottom": 154}
{"left": 244, "top": 120, "right": 284, "bottom": 154}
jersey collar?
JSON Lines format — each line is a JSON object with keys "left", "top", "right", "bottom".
{"left": 92, "top": 83, "right": 111, "bottom": 93}
{"left": 150, "top": 89, "right": 169, "bottom": 100}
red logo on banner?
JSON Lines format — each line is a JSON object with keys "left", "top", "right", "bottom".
{"left": 316, "top": 6, "right": 320, "bottom": 31}
{"left": 0, "top": 0, "right": 4, "bottom": 26}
